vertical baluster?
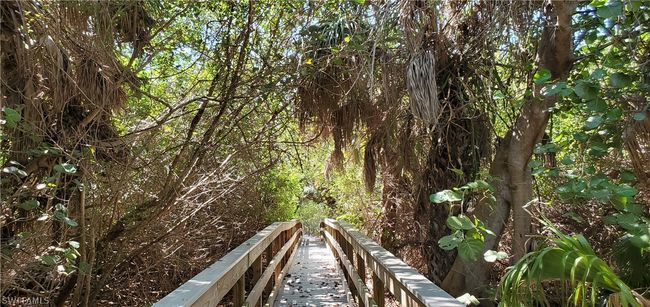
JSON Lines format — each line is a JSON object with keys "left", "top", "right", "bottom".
{"left": 251, "top": 255, "right": 262, "bottom": 307}
{"left": 232, "top": 275, "right": 245, "bottom": 307}
{"left": 356, "top": 252, "right": 366, "bottom": 305}
{"left": 373, "top": 272, "right": 385, "bottom": 307}
{"left": 263, "top": 241, "right": 273, "bottom": 299}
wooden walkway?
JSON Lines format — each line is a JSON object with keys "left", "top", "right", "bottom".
{"left": 154, "top": 220, "right": 462, "bottom": 307}
{"left": 274, "top": 235, "right": 349, "bottom": 306}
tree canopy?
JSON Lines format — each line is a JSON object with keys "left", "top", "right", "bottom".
{"left": 1, "top": 0, "right": 649, "bottom": 306}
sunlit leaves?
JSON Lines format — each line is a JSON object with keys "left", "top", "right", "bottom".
{"left": 2, "top": 166, "right": 27, "bottom": 178}
{"left": 597, "top": 1, "right": 623, "bottom": 19}
{"left": 533, "top": 69, "right": 551, "bottom": 84}
{"left": 484, "top": 250, "right": 508, "bottom": 262}
{"left": 458, "top": 239, "right": 484, "bottom": 261}
{"left": 541, "top": 82, "right": 572, "bottom": 97}
{"left": 447, "top": 215, "right": 474, "bottom": 230}
{"left": 574, "top": 80, "right": 599, "bottom": 100}
{"left": 456, "top": 293, "right": 480, "bottom": 305}
{"left": 54, "top": 163, "right": 77, "bottom": 174}
{"left": 583, "top": 115, "right": 604, "bottom": 130}
{"left": 439, "top": 230, "right": 463, "bottom": 251}
{"left": 589, "top": 0, "right": 607, "bottom": 7}
{"left": 430, "top": 190, "right": 463, "bottom": 203}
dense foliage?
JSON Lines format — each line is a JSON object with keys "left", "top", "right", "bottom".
{"left": 1, "top": 0, "right": 649, "bottom": 306}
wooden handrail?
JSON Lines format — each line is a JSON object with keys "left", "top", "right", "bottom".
{"left": 154, "top": 220, "right": 302, "bottom": 307}
{"left": 321, "top": 219, "right": 462, "bottom": 307}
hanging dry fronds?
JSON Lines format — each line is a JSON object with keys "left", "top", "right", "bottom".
{"left": 406, "top": 50, "right": 440, "bottom": 127}
{"left": 364, "top": 137, "right": 378, "bottom": 193}
{"left": 399, "top": 0, "right": 428, "bottom": 53}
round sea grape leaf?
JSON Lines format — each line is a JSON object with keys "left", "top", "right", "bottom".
{"left": 458, "top": 239, "right": 484, "bottom": 261}
{"left": 430, "top": 190, "right": 463, "bottom": 203}
{"left": 447, "top": 215, "right": 475, "bottom": 231}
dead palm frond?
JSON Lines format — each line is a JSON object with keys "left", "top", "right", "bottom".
{"left": 406, "top": 50, "right": 440, "bottom": 127}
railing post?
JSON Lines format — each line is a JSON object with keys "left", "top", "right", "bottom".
{"left": 263, "top": 242, "right": 274, "bottom": 298}
{"left": 356, "top": 253, "right": 365, "bottom": 282}
{"left": 356, "top": 252, "right": 366, "bottom": 304}
{"left": 273, "top": 235, "right": 281, "bottom": 284}
{"left": 233, "top": 275, "right": 245, "bottom": 306}
{"left": 372, "top": 272, "right": 385, "bottom": 307}
{"left": 251, "top": 255, "right": 262, "bottom": 307}
{"left": 281, "top": 230, "right": 287, "bottom": 267}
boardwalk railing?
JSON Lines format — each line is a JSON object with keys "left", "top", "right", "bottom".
{"left": 321, "top": 219, "right": 462, "bottom": 307}
{"left": 154, "top": 220, "right": 302, "bottom": 307}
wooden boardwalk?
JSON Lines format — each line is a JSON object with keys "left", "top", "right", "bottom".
{"left": 154, "top": 220, "right": 462, "bottom": 307}
{"left": 274, "top": 235, "right": 350, "bottom": 306}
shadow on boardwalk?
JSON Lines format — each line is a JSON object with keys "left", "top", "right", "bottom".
{"left": 274, "top": 235, "right": 350, "bottom": 307}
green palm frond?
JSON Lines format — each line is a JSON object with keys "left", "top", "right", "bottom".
{"left": 498, "top": 220, "right": 640, "bottom": 307}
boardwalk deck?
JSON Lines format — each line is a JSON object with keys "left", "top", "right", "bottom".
{"left": 274, "top": 235, "right": 350, "bottom": 307}
{"left": 154, "top": 221, "right": 460, "bottom": 307}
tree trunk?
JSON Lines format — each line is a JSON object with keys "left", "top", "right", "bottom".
{"left": 442, "top": 0, "right": 576, "bottom": 301}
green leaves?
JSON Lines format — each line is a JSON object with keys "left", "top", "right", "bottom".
{"left": 438, "top": 213, "right": 497, "bottom": 261}
{"left": 628, "top": 226, "right": 650, "bottom": 249}
{"left": 447, "top": 215, "right": 474, "bottom": 230}
{"left": 456, "top": 293, "right": 480, "bottom": 305}
{"left": 533, "top": 143, "right": 559, "bottom": 154}
{"left": 609, "top": 72, "right": 633, "bottom": 88}
{"left": 2, "top": 107, "right": 21, "bottom": 128}
{"left": 458, "top": 239, "right": 483, "bottom": 261}
{"left": 614, "top": 184, "right": 637, "bottom": 197}
{"left": 541, "top": 82, "right": 572, "bottom": 97}
{"left": 583, "top": 115, "right": 604, "bottom": 130}
{"left": 633, "top": 112, "right": 647, "bottom": 121}
{"left": 2, "top": 166, "right": 27, "bottom": 178}
{"left": 574, "top": 80, "right": 599, "bottom": 100}
{"left": 533, "top": 69, "right": 551, "bottom": 84}
{"left": 484, "top": 250, "right": 508, "bottom": 262}
{"left": 54, "top": 163, "right": 77, "bottom": 174}
{"left": 498, "top": 224, "right": 639, "bottom": 307}
{"left": 53, "top": 204, "right": 78, "bottom": 227}
{"left": 20, "top": 200, "right": 40, "bottom": 210}
{"left": 590, "top": 0, "right": 607, "bottom": 7}
{"left": 597, "top": 2, "right": 623, "bottom": 19}
{"left": 439, "top": 231, "right": 463, "bottom": 251}
{"left": 430, "top": 190, "right": 462, "bottom": 203}
{"left": 38, "top": 255, "right": 59, "bottom": 266}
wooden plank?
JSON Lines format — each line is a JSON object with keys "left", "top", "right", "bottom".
{"left": 263, "top": 236, "right": 300, "bottom": 307}
{"left": 154, "top": 221, "right": 299, "bottom": 307}
{"left": 323, "top": 231, "right": 377, "bottom": 307}
{"left": 322, "top": 219, "right": 462, "bottom": 307}
{"left": 244, "top": 230, "right": 301, "bottom": 306}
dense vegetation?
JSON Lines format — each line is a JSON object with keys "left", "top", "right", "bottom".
{"left": 1, "top": 0, "right": 648, "bottom": 306}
